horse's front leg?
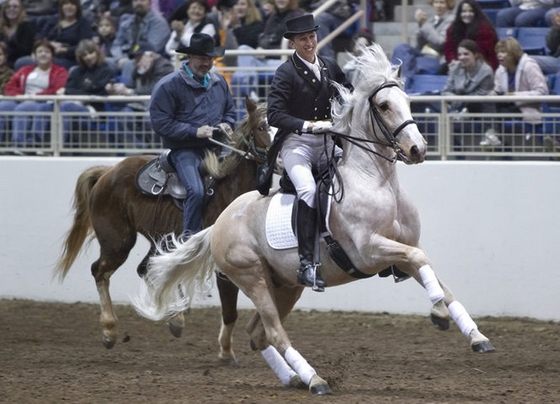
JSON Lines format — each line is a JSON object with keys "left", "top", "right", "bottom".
{"left": 408, "top": 263, "right": 495, "bottom": 354}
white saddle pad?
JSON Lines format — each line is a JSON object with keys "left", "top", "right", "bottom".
{"left": 265, "top": 193, "right": 297, "bottom": 250}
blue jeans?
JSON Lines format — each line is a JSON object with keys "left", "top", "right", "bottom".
{"left": 60, "top": 101, "right": 90, "bottom": 143}
{"left": 0, "top": 100, "right": 53, "bottom": 146}
{"left": 170, "top": 148, "right": 206, "bottom": 235}
{"left": 496, "top": 7, "right": 547, "bottom": 27}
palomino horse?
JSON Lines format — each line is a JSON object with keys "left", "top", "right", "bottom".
{"left": 54, "top": 99, "right": 271, "bottom": 349}
{"left": 134, "top": 44, "right": 495, "bottom": 395}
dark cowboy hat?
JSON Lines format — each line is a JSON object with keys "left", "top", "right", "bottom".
{"left": 131, "top": 43, "right": 156, "bottom": 56}
{"left": 175, "top": 33, "right": 225, "bottom": 57}
{"left": 283, "top": 14, "right": 320, "bottom": 39}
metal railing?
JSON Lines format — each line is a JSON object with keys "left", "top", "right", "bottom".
{"left": 1, "top": 83, "right": 560, "bottom": 161}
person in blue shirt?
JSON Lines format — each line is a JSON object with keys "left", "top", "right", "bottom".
{"left": 149, "top": 33, "right": 236, "bottom": 241}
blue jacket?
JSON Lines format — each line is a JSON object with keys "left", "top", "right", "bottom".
{"left": 149, "top": 63, "right": 236, "bottom": 150}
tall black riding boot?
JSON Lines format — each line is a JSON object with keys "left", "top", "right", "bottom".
{"left": 296, "top": 199, "right": 326, "bottom": 292}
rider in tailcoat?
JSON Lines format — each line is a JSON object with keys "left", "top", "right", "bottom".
{"left": 262, "top": 14, "right": 350, "bottom": 291}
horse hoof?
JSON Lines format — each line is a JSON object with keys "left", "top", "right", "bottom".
{"left": 309, "top": 375, "right": 332, "bottom": 395}
{"left": 472, "top": 340, "right": 496, "bottom": 353}
{"left": 168, "top": 322, "right": 183, "bottom": 338}
{"left": 102, "top": 336, "right": 116, "bottom": 349}
{"left": 249, "top": 339, "right": 258, "bottom": 351}
{"left": 310, "top": 383, "right": 332, "bottom": 395}
{"left": 430, "top": 313, "right": 450, "bottom": 331}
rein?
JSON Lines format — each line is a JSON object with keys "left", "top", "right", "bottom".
{"left": 209, "top": 132, "right": 267, "bottom": 164}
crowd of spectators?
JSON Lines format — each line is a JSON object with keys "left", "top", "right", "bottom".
{"left": 0, "top": 0, "right": 558, "bottom": 153}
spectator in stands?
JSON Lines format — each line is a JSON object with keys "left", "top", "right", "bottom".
{"left": 533, "top": 10, "right": 560, "bottom": 74}
{"left": 342, "top": 29, "right": 375, "bottom": 84}
{"left": 56, "top": 39, "right": 114, "bottom": 143}
{"left": 0, "top": 0, "right": 36, "bottom": 69}
{"left": 480, "top": 37, "right": 548, "bottom": 147}
{"left": 94, "top": 14, "right": 118, "bottom": 73}
{"left": 232, "top": 0, "right": 304, "bottom": 100}
{"left": 21, "top": 0, "right": 57, "bottom": 24}
{"left": 442, "top": 39, "right": 495, "bottom": 112}
{"left": 0, "top": 43, "right": 15, "bottom": 93}
{"left": 228, "top": 0, "right": 265, "bottom": 49}
{"left": 442, "top": 39, "right": 496, "bottom": 147}
{"left": 111, "top": 0, "right": 170, "bottom": 86}
{"left": 102, "top": 0, "right": 132, "bottom": 19}
{"left": 165, "top": 0, "right": 218, "bottom": 64}
{"left": 443, "top": 0, "right": 498, "bottom": 72}
{"left": 16, "top": 0, "right": 95, "bottom": 70}
{"left": 495, "top": 0, "right": 552, "bottom": 28}
{"left": 149, "top": 33, "right": 236, "bottom": 240}
{"left": 391, "top": 0, "right": 455, "bottom": 80}
{"left": 0, "top": 39, "right": 68, "bottom": 150}
{"left": 309, "top": 0, "right": 358, "bottom": 60}
{"left": 105, "top": 43, "right": 174, "bottom": 145}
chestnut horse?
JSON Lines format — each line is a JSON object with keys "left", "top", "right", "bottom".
{"left": 54, "top": 99, "right": 271, "bottom": 349}
{"left": 134, "top": 44, "right": 495, "bottom": 395}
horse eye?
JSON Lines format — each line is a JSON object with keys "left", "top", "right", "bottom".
{"left": 379, "top": 102, "right": 389, "bottom": 111}
{"left": 258, "top": 125, "right": 266, "bottom": 132}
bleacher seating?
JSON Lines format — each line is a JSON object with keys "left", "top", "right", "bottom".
{"left": 516, "top": 27, "right": 550, "bottom": 55}
{"left": 496, "top": 27, "right": 517, "bottom": 40}
{"left": 405, "top": 74, "right": 448, "bottom": 95}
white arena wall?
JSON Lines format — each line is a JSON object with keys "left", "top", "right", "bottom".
{"left": 1, "top": 157, "right": 559, "bottom": 321}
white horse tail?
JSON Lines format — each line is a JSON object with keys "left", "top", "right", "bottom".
{"left": 131, "top": 227, "right": 215, "bottom": 321}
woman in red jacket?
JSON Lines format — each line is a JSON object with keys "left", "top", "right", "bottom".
{"left": 0, "top": 39, "right": 68, "bottom": 150}
{"left": 443, "top": 0, "right": 499, "bottom": 72}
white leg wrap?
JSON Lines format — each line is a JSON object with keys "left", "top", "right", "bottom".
{"left": 284, "top": 347, "right": 316, "bottom": 385}
{"left": 448, "top": 301, "right": 477, "bottom": 338}
{"left": 261, "top": 346, "right": 298, "bottom": 386}
{"left": 419, "top": 265, "right": 445, "bottom": 304}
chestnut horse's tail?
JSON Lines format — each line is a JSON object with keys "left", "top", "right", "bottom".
{"left": 54, "top": 165, "right": 110, "bottom": 281}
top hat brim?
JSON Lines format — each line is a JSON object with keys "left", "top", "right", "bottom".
{"left": 175, "top": 44, "right": 226, "bottom": 58}
{"left": 283, "top": 25, "right": 320, "bottom": 39}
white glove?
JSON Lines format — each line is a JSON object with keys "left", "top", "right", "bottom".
{"left": 311, "top": 120, "right": 333, "bottom": 134}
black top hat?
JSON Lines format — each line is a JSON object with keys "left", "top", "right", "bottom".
{"left": 283, "top": 14, "right": 320, "bottom": 39}
{"left": 175, "top": 33, "right": 225, "bottom": 57}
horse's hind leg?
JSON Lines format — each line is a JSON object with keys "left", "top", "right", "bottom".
{"left": 93, "top": 231, "right": 137, "bottom": 349}
{"left": 216, "top": 272, "right": 240, "bottom": 365}
{"left": 245, "top": 285, "right": 330, "bottom": 394}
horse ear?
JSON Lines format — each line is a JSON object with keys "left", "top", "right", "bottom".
{"left": 245, "top": 95, "right": 256, "bottom": 113}
{"left": 395, "top": 64, "right": 402, "bottom": 79}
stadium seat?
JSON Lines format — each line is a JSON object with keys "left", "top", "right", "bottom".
{"left": 496, "top": 27, "right": 517, "bottom": 40}
{"left": 516, "top": 27, "right": 550, "bottom": 55}
{"left": 406, "top": 74, "right": 448, "bottom": 95}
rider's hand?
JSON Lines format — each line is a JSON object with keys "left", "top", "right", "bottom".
{"left": 311, "top": 120, "right": 333, "bottom": 134}
{"left": 196, "top": 125, "right": 214, "bottom": 138}
{"left": 216, "top": 122, "right": 234, "bottom": 140}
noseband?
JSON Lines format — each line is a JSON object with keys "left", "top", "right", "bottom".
{"left": 368, "top": 82, "right": 416, "bottom": 161}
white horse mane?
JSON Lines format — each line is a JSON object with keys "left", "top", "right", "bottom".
{"left": 331, "top": 43, "right": 403, "bottom": 133}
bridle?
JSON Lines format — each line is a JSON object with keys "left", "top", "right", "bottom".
{"left": 334, "top": 81, "right": 417, "bottom": 164}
